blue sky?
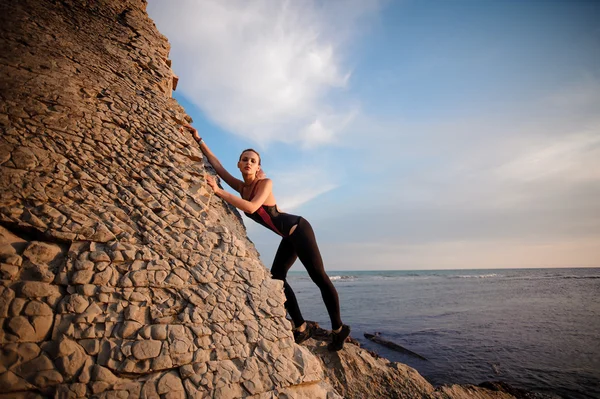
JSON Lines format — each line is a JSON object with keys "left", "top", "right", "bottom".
{"left": 147, "top": 0, "right": 600, "bottom": 270}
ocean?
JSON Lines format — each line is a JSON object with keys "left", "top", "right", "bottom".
{"left": 286, "top": 268, "right": 600, "bottom": 399}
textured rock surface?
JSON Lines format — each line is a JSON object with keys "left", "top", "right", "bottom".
{"left": 0, "top": 0, "right": 338, "bottom": 397}
{"left": 0, "top": 0, "right": 521, "bottom": 398}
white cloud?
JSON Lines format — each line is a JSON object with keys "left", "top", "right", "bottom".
{"left": 147, "top": 0, "right": 377, "bottom": 147}
{"left": 300, "top": 109, "right": 357, "bottom": 148}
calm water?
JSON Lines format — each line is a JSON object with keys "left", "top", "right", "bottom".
{"left": 287, "top": 268, "right": 600, "bottom": 399}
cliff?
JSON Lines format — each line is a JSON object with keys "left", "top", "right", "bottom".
{"left": 0, "top": 0, "right": 519, "bottom": 398}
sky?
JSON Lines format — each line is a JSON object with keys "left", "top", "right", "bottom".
{"left": 147, "top": 0, "right": 600, "bottom": 270}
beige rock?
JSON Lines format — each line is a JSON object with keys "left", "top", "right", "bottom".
{"left": 130, "top": 271, "right": 148, "bottom": 286}
{"left": 0, "top": 263, "right": 20, "bottom": 280}
{"left": 2, "top": 343, "right": 41, "bottom": 371}
{"left": 19, "top": 282, "right": 60, "bottom": 298}
{"left": 0, "top": 242, "right": 18, "bottom": 258}
{"left": 141, "top": 380, "right": 160, "bottom": 398}
{"left": 0, "top": 286, "right": 15, "bottom": 318}
{"left": 62, "top": 294, "right": 90, "bottom": 313}
{"left": 22, "top": 264, "right": 55, "bottom": 283}
{"left": 79, "top": 339, "right": 100, "bottom": 355}
{"left": 14, "top": 353, "right": 55, "bottom": 382}
{"left": 92, "top": 268, "right": 113, "bottom": 285}
{"left": 129, "top": 291, "right": 148, "bottom": 302}
{"left": 32, "top": 369, "right": 64, "bottom": 388}
{"left": 89, "top": 251, "right": 111, "bottom": 262}
{"left": 79, "top": 284, "right": 96, "bottom": 296}
{"left": 8, "top": 298, "right": 29, "bottom": 316}
{"left": 113, "top": 380, "right": 143, "bottom": 397}
{"left": 170, "top": 338, "right": 191, "bottom": 354}
{"left": 124, "top": 304, "right": 145, "bottom": 323}
{"left": 151, "top": 353, "right": 174, "bottom": 370}
{"left": 4, "top": 255, "right": 23, "bottom": 266}
{"left": 30, "top": 316, "right": 53, "bottom": 340}
{"left": 82, "top": 302, "right": 103, "bottom": 322}
{"left": 155, "top": 270, "right": 168, "bottom": 284}
{"left": 6, "top": 316, "right": 37, "bottom": 342}
{"left": 74, "top": 382, "right": 89, "bottom": 397}
{"left": 74, "top": 259, "right": 94, "bottom": 271}
{"left": 55, "top": 338, "right": 89, "bottom": 378}
{"left": 91, "top": 365, "right": 119, "bottom": 384}
{"left": 22, "top": 242, "right": 62, "bottom": 266}
{"left": 157, "top": 371, "right": 184, "bottom": 395}
{"left": 95, "top": 261, "right": 110, "bottom": 272}
{"left": 91, "top": 381, "right": 111, "bottom": 394}
{"left": 90, "top": 223, "right": 115, "bottom": 242}
{"left": 97, "top": 340, "right": 117, "bottom": 366}
{"left": 434, "top": 384, "right": 516, "bottom": 399}
{"left": 51, "top": 314, "right": 75, "bottom": 340}
{"left": 0, "top": 370, "right": 33, "bottom": 392}
{"left": 131, "top": 340, "right": 162, "bottom": 360}
{"left": 11, "top": 147, "right": 38, "bottom": 170}
{"left": 120, "top": 321, "right": 143, "bottom": 338}
{"left": 71, "top": 270, "right": 94, "bottom": 285}
{"left": 150, "top": 324, "right": 168, "bottom": 340}
{"left": 122, "top": 250, "right": 136, "bottom": 261}
{"left": 165, "top": 273, "right": 185, "bottom": 286}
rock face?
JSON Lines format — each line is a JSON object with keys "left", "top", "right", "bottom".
{"left": 0, "top": 0, "right": 336, "bottom": 397}
{"left": 0, "top": 1, "right": 519, "bottom": 398}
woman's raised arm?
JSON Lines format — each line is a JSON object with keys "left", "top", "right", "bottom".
{"left": 181, "top": 124, "right": 244, "bottom": 193}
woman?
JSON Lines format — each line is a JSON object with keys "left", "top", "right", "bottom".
{"left": 181, "top": 124, "right": 350, "bottom": 351}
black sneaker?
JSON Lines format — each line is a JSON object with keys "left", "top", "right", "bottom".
{"left": 293, "top": 324, "right": 313, "bottom": 344}
{"left": 327, "top": 324, "right": 351, "bottom": 352}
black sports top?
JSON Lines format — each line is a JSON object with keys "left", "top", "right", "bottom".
{"left": 243, "top": 181, "right": 301, "bottom": 237}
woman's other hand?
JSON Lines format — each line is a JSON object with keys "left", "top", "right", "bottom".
{"left": 257, "top": 170, "right": 267, "bottom": 179}
{"left": 206, "top": 175, "right": 219, "bottom": 192}
{"left": 180, "top": 124, "right": 201, "bottom": 142}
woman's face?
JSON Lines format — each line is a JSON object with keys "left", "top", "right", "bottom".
{"left": 238, "top": 150, "right": 261, "bottom": 177}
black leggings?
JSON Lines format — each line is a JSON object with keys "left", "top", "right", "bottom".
{"left": 270, "top": 217, "right": 342, "bottom": 330}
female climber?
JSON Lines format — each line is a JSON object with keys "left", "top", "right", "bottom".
{"left": 180, "top": 124, "right": 350, "bottom": 351}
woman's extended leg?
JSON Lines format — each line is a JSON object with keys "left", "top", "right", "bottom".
{"left": 270, "top": 237, "right": 305, "bottom": 328}
{"left": 289, "top": 218, "right": 343, "bottom": 331}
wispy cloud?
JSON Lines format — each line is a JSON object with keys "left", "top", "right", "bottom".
{"left": 148, "top": 0, "right": 378, "bottom": 147}
{"left": 270, "top": 168, "right": 339, "bottom": 211}
{"left": 241, "top": 164, "right": 338, "bottom": 237}
{"left": 495, "top": 130, "right": 600, "bottom": 183}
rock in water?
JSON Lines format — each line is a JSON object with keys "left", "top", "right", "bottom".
{"left": 364, "top": 332, "right": 428, "bottom": 361}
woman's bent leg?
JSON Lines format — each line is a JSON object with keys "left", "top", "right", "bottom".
{"left": 290, "top": 218, "right": 343, "bottom": 330}
{"left": 271, "top": 237, "right": 305, "bottom": 328}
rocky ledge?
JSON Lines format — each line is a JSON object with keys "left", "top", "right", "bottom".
{"left": 303, "top": 322, "right": 552, "bottom": 399}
